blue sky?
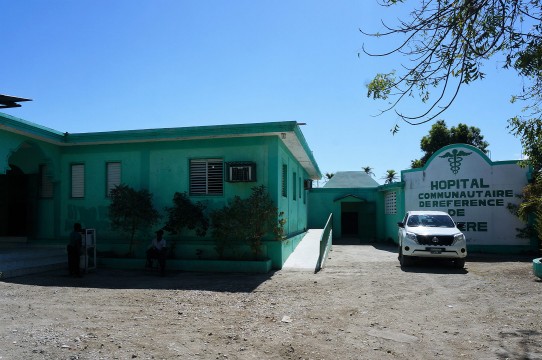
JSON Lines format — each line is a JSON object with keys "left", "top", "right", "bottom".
{"left": 2, "top": 1, "right": 525, "bottom": 184}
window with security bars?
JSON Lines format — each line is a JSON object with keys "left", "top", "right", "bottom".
{"left": 281, "top": 164, "right": 287, "bottom": 197}
{"left": 292, "top": 172, "right": 297, "bottom": 200}
{"left": 190, "top": 159, "right": 224, "bottom": 195}
{"left": 385, "top": 191, "right": 397, "bottom": 215}
{"left": 71, "top": 164, "right": 85, "bottom": 198}
{"left": 39, "top": 164, "right": 53, "bottom": 198}
{"left": 106, "top": 162, "right": 121, "bottom": 196}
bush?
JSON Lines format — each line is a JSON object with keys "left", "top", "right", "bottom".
{"left": 164, "top": 192, "right": 209, "bottom": 237}
{"left": 210, "top": 185, "right": 286, "bottom": 260}
{"left": 108, "top": 184, "right": 160, "bottom": 256}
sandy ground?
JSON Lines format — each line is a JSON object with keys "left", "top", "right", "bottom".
{"left": 1, "top": 241, "right": 541, "bottom": 360}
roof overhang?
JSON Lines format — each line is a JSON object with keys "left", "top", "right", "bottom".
{"left": 0, "top": 113, "right": 322, "bottom": 179}
{"left": 333, "top": 194, "right": 367, "bottom": 202}
{"left": 0, "top": 94, "right": 31, "bottom": 109}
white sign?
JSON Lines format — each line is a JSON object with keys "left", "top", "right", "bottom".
{"left": 403, "top": 144, "right": 528, "bottom": 246}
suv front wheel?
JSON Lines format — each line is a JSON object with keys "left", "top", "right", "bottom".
{"left": 399, "top": 249, "right": 413, "bottom": 267}
{"left": 453, "top": 258, "right": 466, "bottom": 269}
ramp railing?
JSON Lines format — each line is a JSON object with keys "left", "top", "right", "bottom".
{"left": 315, "top": 213, "right": 333, "bottom": 273}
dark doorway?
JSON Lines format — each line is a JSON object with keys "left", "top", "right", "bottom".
{"left": 341, "top": 211, "right": 359, "bottom": 236}
{"left": 0, "top": 165, "right": 36, "bottom": 237}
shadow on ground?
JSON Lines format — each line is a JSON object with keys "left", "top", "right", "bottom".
{"left": 398, "top": 259, "right": 470, "bottom": 275}
{"left": 1, "top": 268, "right": 275, "bottom": 293}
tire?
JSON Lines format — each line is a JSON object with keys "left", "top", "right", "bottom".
{"left": 453, "top": 258, "right": 466, "bottom": 269}
{"left": 399, "top": 251, "right": 413, "bottom": 267}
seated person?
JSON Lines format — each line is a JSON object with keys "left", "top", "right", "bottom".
{"left": 146, "top": 229, "right": 167, "bottom": 273}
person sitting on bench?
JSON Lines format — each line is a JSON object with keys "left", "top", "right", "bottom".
{"left": 146, "top": 229, "right": 167, "bottom": 275}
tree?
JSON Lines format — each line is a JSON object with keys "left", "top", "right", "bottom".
{"left": 412, "top": 120, "right": 489, "bottom": 168}
{"left": 362, "top": 166, "right": 375, "bottom": 177}
{"left": 108, "top": 184, "right": 160, "bottom": 256}
{"left": 363, "top": 1, "right": 542, "bottom": 131}
{"left": 382, "top": 169, "right": 398, "bottom": 184}
{"left": 164, "top": 192, "right": 209, "bottom": 237}
{"left": 508, "top": 117, "right": 542, "bottom": 253}
{"left": 210, "top": 185, "right": 286, "bottom": 259}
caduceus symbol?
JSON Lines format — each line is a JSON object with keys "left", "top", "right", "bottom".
{"left": 439, "top": 149, "right": 472, "bottom": 174}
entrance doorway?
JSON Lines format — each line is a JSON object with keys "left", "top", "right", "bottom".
{"left": 0, "top": 140, "right": 47, "bottom": 239}
{"left": 0, "top": 165, "right": 33, "bottom": 236}
{"left": 339, "top": 200, "right": 377, "bottom": 241}
{"left": 341, "top": 211, "right": 359, "bottom": 236}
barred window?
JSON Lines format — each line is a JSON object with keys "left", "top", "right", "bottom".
{"left": 71, "top": 164, "right": 85, "bottom": 198}
{"left": 39, "top": 164, "right": 53, "bottom": 198}
{"left": 281, "top": 164, "right": 287, "bottom": 197}
{"left": 190, "top": 159, "right": 223, "bottom": 195}
{"left": 106, "top": 162, "right": 121, "bottom": 196}
{"left": 292, "top": 172, "right": 297, "bottom": 200}
{"left": 385, "top": 191, "right": 397, "bottom": 215}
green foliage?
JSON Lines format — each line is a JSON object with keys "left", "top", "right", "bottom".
{"left": 411, "top": 120, "right": 489, "bottom": 168}
{"left": 164, "top": 192, "right": 209, "bottom": 237}
{"left": 367, "top": 72, "right": 395, "bottom": 100}
{"left": 108, "top": 184, "right": 160, "bottom": 256}
{"left": 382, "top": 169, "right": 398, "bottom": 184}
{"left": 362, "top": 1, "right": 542, "bottom": 126}
{"left": 210, "top": 185, "right": 286, "bottom": 260}
{"left": 508, "top": 117, "right": 542, "bottom": 252}
{"left": 362, "top": 166, "right": 375, "bottom": 177}
{"left": 508, "top": 117, "right": 542, "bottom": 172}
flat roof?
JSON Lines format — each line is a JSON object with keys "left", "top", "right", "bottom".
{"left": 0, "top": 112, "right": 321, "bottom": 179}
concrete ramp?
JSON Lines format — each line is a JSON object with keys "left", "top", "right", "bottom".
{"left": 282, "top": 229, "right": 323, "bottom": 271}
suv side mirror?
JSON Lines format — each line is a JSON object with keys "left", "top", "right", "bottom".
{"left": 456, "top": 222, "right": 466, "bottom": 231}
{"left": 397, "top": 222, "right": 404, "bottom": 228}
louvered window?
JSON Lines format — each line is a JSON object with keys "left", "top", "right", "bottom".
{"left": 106, "top": 162, "right": 121, "bottom": 197}
{"left": 71, "top": 164, "right": 85, "bottom": 198}
{"left": 190, "top": 159, "right": 223, "bottom": 195}
{"left": 292, "top": 172, "right": 297, "bottom": 200}
{"left": 281, "top": 164, "right": 287, "bottom": 197}
{"left": 39, "top": 164, "right": 53, "bottom": 198}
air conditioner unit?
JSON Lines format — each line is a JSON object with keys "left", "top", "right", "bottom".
{"left": 225, "top": 162, "right": 257, "bottom": 182}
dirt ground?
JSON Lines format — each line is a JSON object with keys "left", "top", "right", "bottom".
{"left": 1, "top": 241, "right": 541, "bottom": 360}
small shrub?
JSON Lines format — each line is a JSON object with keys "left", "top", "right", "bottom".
{"left": 164, "top": 192, "right": 209, "bottom": 236}
{"left": 210, "top": 185, "right": 287, "bottom": 260}
{"left": 108, "top": 184, "right": 160, "bottom": 256}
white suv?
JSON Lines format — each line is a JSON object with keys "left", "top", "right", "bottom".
{"left": 398, "top": 211, "right": 467, "bottom": 268}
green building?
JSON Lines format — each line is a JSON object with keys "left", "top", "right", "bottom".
{"left": 1, "top": 110, "right": 537, "bottom": 276}
{"left": 0, "top": 112, "right": 321, "bottom": 270}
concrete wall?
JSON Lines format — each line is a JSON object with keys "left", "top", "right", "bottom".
{"left": 308, "top": 187, "right": 381, "bottom": 241}
{"left": 0, "top": 125, "right": 312, "bottom": 260}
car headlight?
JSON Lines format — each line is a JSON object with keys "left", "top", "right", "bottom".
{"left": 405, "top": 232, "right": 418, "bottom": 243}
{"left": 453, "top": 233, "right": 465, "bottom": 244}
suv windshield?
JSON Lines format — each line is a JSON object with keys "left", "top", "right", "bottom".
{"left": 407, "top": 214, "right": 455, "bottom": 228}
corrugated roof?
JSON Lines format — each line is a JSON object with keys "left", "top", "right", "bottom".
{"left": 323, "top": 171, "right": 379, "bottom": 188}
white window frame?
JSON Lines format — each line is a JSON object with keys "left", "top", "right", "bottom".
{"left": 71, "top": 163, "right": 85, "bottom": 198}
{"left": 190, "top": 159, "right": 224, "bottom": 195}
{"left": 106, "top": 162, "right": 121, "bottom": 197}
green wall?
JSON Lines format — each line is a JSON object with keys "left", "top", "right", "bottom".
{"left": 308, "top": 187, "right": 381, "bottom": 241}
{"left": 0, "top": 127, "right": 312, "bottom": 259}
{"left": 377, "top": 183, "right": 406, "bottom": 244}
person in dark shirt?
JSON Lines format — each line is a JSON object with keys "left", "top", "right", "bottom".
{"left": 67, "top": 223, "right": 83, "bottom": 277}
